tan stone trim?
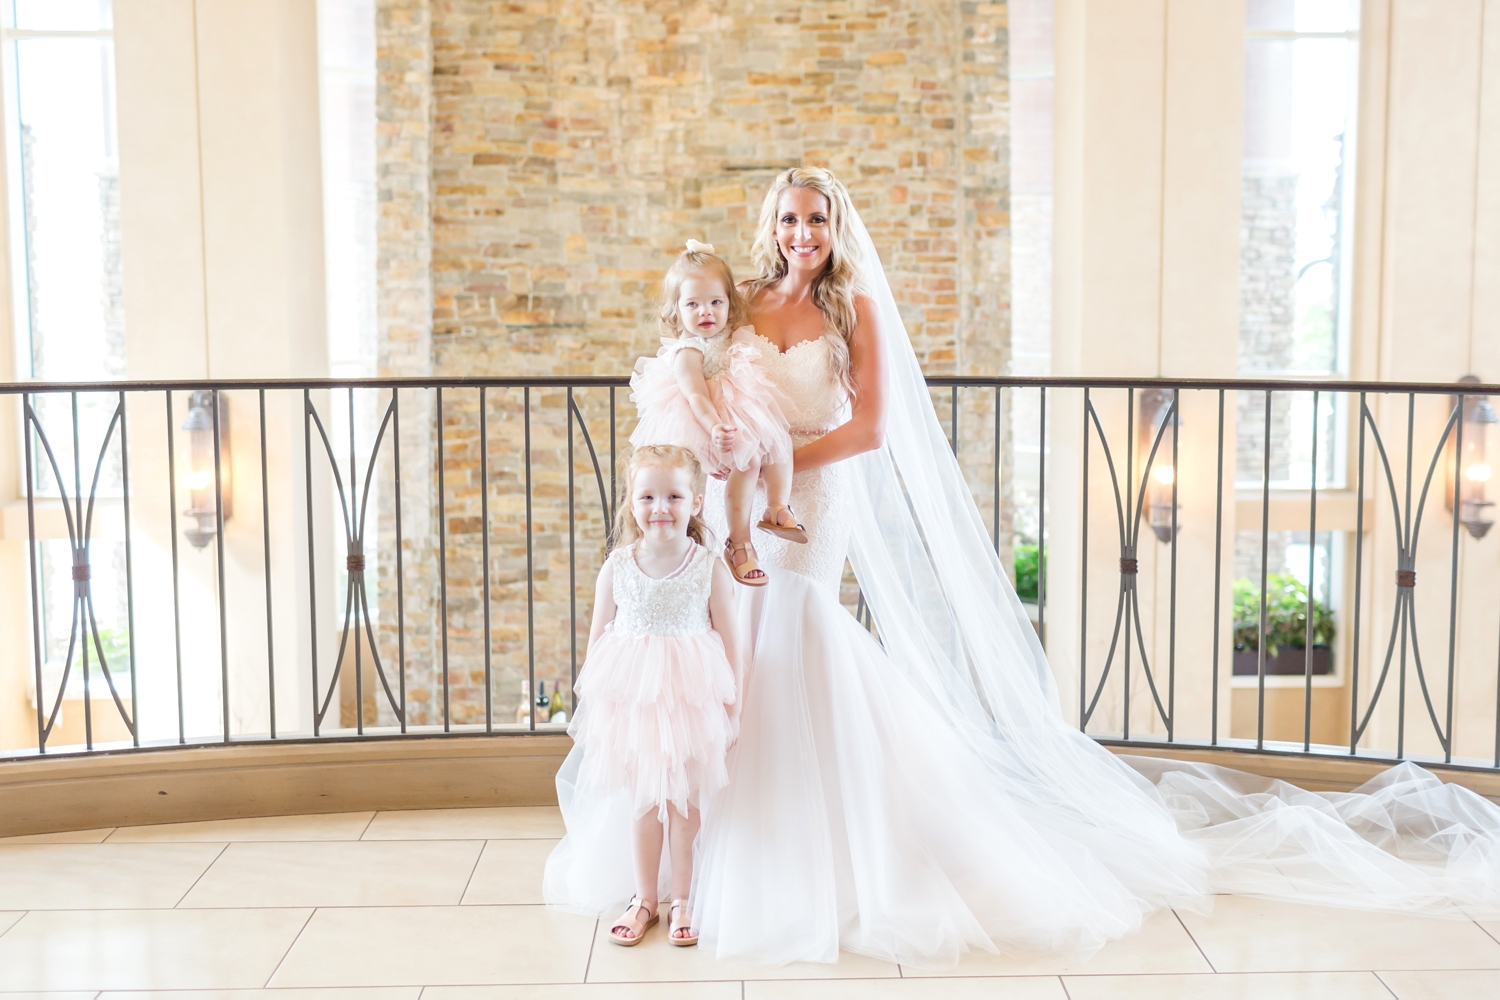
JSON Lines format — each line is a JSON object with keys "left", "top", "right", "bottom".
{"left": 0, "top": 734, "right": 571, "bottom": 838}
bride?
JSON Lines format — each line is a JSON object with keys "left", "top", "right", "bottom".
{"left": 553, "top": 166, "right": 1500, "bottom": 969}
{"left": 690, "top": 167, "right": 1500, "bottom": 967}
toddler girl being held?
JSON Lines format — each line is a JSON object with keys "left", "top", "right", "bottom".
{"left": 543, "top": 445, "right": 741, "bottom": 947}
{"left": 630, "top": 240, "right": 806, "bottom": 587}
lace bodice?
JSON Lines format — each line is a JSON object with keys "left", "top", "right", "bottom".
{"left": 672, "top": 327, "right": 752, "bottom": 381}
{"left": 609, "top": 542, "right": 714, "bottom": 637}
{"left": 747, "top": 333, "right": 848, "bottom": 433}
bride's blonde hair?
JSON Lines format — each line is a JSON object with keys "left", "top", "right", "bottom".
{"left": 745, "top": 167, "right": 865, "bottom": 396}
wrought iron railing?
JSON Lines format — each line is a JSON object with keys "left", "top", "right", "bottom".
{"left": 2, "top": 374, "right": 1497, "bottom": 776}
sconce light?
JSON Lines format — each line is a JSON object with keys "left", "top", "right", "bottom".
{"left": 183, "top": 390, "right": 232, "bottom": 549}
{"left": 1447, "top": 374, "right": 1495, "bottom": 540}
{"left": 1140, "top": 388, "right": 1180, "bottom": 544}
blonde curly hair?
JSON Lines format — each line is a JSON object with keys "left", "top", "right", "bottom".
{"left": 744, "top": 167, "right": 866, "bottom": 396}
{"left": 611, "top": 444, "right": 712, "bottom": 550}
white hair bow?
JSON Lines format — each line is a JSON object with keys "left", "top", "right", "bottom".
{"left": 685, "top": 239, "right": 715, "bottom": 254}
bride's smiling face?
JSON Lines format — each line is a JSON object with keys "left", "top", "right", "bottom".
{"left": 775, "top": 187, "right": 833, "bottom": 276}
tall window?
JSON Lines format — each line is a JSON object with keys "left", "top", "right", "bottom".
{"left": 4, "top": 1, "right": 129, "bottom": 716}
{"left": 4, "top": 0, "right": 123, "bottom": 382}
{"left": 1234, "top": 0, "right": 1360, "bottom": 674}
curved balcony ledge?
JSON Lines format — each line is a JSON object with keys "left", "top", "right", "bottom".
{"left": 3, "top": 737, "right": 1497, "bottom": 839}
{"left": 0, "top": 733, "right": 572, "bottom": 839}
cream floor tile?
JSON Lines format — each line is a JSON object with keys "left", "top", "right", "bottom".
{"left": 0, "top": 908, "right": 312, "bottom": 990}
{"left": 0, "top": 911, "right": 23, "bottom": 937}
{"left": 745, "top": 978, "right": 1067, "bottom": 998}
{"left": 1178, "top": 897, "right": 1500, "bottom": 973}
{"left": 461, "top": 840, "right": 557, "bottom": 905}
{"left": 179, "top": 841, "right": 483, "bottom": 908}
{"left": 584, "top": 923, "right": 899, "bottom": 983}
{"left": 901, "top": 908, "right": 1211, "bottom": 978}
{"left": 99, "top": 991, "right": 420, "bottom": 1000}
{"left": 0, "top": 844, "right": 226, "bottom": 909}
{"left": 107, "top": 813, "right": 374, "bottom": 843}
{"left": 1377, "top": 969, "right": 1500, "bottom": 999}
{"left": 268, "top": 905, "right": 594, "bottom": 987}
{"left": 426, "top": 986, "right": 739, "bottom": 1000}
{"left": 0, "top": 993, "right": 101, "bottom": 1000}
{"left": 360, "top": 807, "right": 564, "bottom": 841}
{"left": 1063, "top": 972, "right": 1392, "bottom": 999}
{"left": 0, "top": 828, "right": 114, "bottom": 844}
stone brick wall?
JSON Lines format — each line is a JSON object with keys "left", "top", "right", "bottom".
{"left": 377, "top": 0, "right": 1011, "bottom": 726}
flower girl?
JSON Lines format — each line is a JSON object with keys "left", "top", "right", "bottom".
{"left": 630, "top": 240, "right": 806, "bottom": 587}
{"left": 544, "top": 444, "right": 741, "bottom": 947}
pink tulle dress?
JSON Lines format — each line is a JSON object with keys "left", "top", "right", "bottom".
{"left": 629, "top": 327, "right": 793, "bottom": 473}
{"left": 568, "top": 541, "right": 737, "bottom": 821}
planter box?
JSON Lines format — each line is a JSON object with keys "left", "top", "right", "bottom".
{"left": 1233, "top": 646, "right": 1332, "bottom": 676}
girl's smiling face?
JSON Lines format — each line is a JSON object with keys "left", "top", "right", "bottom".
{"left": 676, "top": 272, "right": 731, "bottom": 338}
{"left": 774, "top": 186, "right": 833, "bottom": 275}
{"left": 630, "top": 463, "right": 703, "bottom": 542}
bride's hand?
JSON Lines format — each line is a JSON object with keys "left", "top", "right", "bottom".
{"left": 725, "top": 700, "right": 741, "bottom": 749}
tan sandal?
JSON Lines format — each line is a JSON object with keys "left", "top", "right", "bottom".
{"left": 724, "top": 539, "right": 769, "bottom": 587}
{"left": 609, "top": 895, "right": 658, "bottom": 946}
{"left": 668, "top": 898, "right": 698, "bottom": 947}
{"left": 757, "top": 504, "right": 808, "bottom": 544}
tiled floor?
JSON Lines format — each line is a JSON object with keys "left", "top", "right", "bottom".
{"left": 1, "top": 808, "right": 1499, "bottom": 998}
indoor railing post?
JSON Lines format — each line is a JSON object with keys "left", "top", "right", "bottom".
{"left": 1351, "top": 393, "right": 1367, "bottom": 755}
{"left": 1399, "top": 394, "right": 1415, "bottom": 759}
{"left": 1304, "top": 390, "right": 1320, "bottom": 752}
{"left": 120, "top": 391, "right": 139, "bottom": 747}
{"left": 1124, "top": 387, "right": 1134, "bottom": 741}
{"left": 393, "top": 389, "right": 407, "bottom": 733}
{"left": 349, "top": 388, "right": 363, "bottom": 735}
{"left": 437, "top": 386, "right": 451, "bottom": 732}
{"left": 1080, "top": 388, "right": 1090, "bottom": 731}
{"left": 525, "top": 387, "right": 536, "bottom": 732}
{"left": 568, "top": 387, "right": 578, "bottom": 716}
{"left": 260, "top": 390, "right": 276, "bottom": 739}
{"left": 23, "top": 392, "right": 45, "bottom": 753}
{"left": 304, "top": 389, "right": 321, "bottom": 737}
{"left": 481, "top": 387, "right": 492, "bottom": 733}
{"left": 1257, "top": 389, "right": 1271, "bottom": 750}
{"left": 1211, "top": 389, "right": 1224, "bottom": 746}
{"left": 166, "top": 390, "right": 185, "bottom": 743}
{"left": 1167, "top": 388, "right": 1179, "bottom": 742}
{"left": 1037, "top": 386, "right": 1046, "bottom": 646}
{"left": 1445, "top": 394, "right": 1463, "bottom": 764}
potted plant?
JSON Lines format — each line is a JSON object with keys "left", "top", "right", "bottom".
{"left": 1014, "top": 542, "right": 1041, "bottom": 632}
{"left": 1232, "top": 573, "right": 1335, "bottom": 676}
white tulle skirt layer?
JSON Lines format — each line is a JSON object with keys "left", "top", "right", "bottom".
{"left": 689, "top": 569, "right": 1211, "bottom": 969}
{"left": 567, "top": 628, "right": 737, "bottom": 822}
{"left": 687, "top": 570, "right": 1500, "bottom": 970}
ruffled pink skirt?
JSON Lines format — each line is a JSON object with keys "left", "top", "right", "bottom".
{"left": 630, "top": 344, "right": 794, "bottom": 474}
{"left": 568, "top": 627, "right": 738, "bottom": 821}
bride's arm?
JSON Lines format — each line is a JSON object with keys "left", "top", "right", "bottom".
{"left": 792, "top": 294, "right": 888, "bottom": 472}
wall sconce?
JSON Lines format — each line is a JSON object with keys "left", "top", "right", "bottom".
{"left": 1447, "top": 374, "right": 1495, "bottom": 540}
{"left": 183, "top": 390, "right": 232, "bottom": 549}
{"left": 1140, "top": 388, "right": 1179, "bottom": 544}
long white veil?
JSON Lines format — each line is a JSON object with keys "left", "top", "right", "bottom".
{"left": 839, "top": 203, "right": 1500, "bottom": 919}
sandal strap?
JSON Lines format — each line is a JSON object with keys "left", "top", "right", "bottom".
{"left": 612, "top": 896, "right": 655, "bottom": 934}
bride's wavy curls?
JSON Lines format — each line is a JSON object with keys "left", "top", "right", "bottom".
{"left": 746, "top": 166, "right": 865, "bottom": 397}
{"left": 611, "top": 444, "right": 712, "bottom": 551}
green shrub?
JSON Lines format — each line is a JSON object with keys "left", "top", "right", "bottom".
{"left": 1014, "top": 543, "right": 1039, "bottom": 602}
{"left": 1233, "top": 574, "right": 1334, "bottom": 656}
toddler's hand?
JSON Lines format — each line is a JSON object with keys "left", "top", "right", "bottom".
{"left": 711, "top": 423, "right": 737, "bottom": 453}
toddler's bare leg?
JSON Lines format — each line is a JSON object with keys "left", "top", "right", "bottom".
{"left": 631, "top": 810, "right": 664, "bottom": 917}
{"left": 666, "top": 803, "right": 700, "bottom": 903}
{"left": 725, "top": 461, "right": 760, "bottom": 546}
{"left": 760, "top": 460, "right": 792, "bottom": 511}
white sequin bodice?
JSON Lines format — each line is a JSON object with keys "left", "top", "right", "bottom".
{"left": 609, "top": 542, "right": 714, "bottom": 637}
{"left": 676, "top": 331, "right": 740, "bottom": 381}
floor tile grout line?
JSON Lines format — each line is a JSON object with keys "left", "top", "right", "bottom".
{"left": 1372, "top": 970, "right": 1400, "bottom": 999}
{"left": 170, "top": 842, "right": 230, "bottom": 908}
{"left": 455, "top": 840, "right": 488, "bottom": 905}
{"left": 1058, "top": 974, "right": 1073, "bottom": 1000}
{"left": 1171, "top": 907, "right": 1216, "bottom": 974}
{"left": 357, "top": 810, "right": 379, "bottom": 841}
{"left": 1476, "top": 918, "right": 1500, "bottom": 948}
{"left": 0, "top": 910, "right": 27, "bottom": 943}
{"left": 261, "top": 906, "right": 318, "bottom": 988}
{"left": 583, "top": 915, "right": 600, "bottom": 982}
